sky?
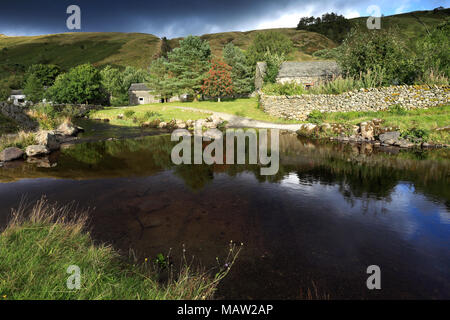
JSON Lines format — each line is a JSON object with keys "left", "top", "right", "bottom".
{"left": 0, "top": 0, "right": 448, "bottom": 38}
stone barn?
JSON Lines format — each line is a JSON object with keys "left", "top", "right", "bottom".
{"left": 128, "top": 83, "right": 160, "bottom": 105}
{"left": 8, "top": 90, "right": 27, "bottom": 106}
{"left": 255, "top": 61, "right": 341, "bottom": 91}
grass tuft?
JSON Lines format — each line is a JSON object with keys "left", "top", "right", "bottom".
{"left": 0, "top": 198, "right": 240, "bottom": 300}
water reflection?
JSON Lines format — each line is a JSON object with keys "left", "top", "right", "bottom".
{"left": 0, "top": 132, "right": 449, "bottom": 299}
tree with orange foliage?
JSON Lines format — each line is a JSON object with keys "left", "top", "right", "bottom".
{"left": 202, "top": 59, "right": 233, "bottom": 102}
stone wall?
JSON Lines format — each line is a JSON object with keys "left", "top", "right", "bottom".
{"left": 260, "top": 85, "right": 450, "bottom": 120}
{"left": 0, "top": 102, "right": 38, "bottom": 131}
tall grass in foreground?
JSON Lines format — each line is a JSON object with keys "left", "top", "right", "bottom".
{"left": 0, "top": 198, "right": 241, "bottom": 300}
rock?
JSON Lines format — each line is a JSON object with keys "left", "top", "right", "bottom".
{"left": 0, "top": 147, "right": 24, "bottom": 162}
{"left": 186, "top": 120, "right": 194, "bottom": 127}
{"left": 360, "top": 122, "right": 374, "bottom": 140}
{"left": 204, "top": 122, "right": 217, "bottom": 129}
{"left": 301, "top": 123, "right": 317, "bottom": 132}
{"left": 25, "top": 145, "right": 50, "bottom": 157}
{"left": 158, "top": 122, "right": 167, "bottom": 129}
{"left": 175, "top": 120, "right": 186, "bottom": 129}
{"left": 117, "top": 114, "right": 124, "bottom": 120}
{"left": 379, "top": 131, "right": 401, "bottom": 143}
{"left": 56, "top": 122, "right": 79, "bottom": 136}
{"left": 35, "top": 130, "right": 60, "bottom": 151}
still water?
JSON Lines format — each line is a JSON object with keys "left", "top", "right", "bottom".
{"left": 0, "top": 128, "right": 449, "bottom": 299}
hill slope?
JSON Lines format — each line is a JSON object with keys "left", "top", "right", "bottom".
{"left": 0, "top": 8, "right": 448, "bottom": 85}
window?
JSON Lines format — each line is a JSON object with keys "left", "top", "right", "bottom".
{"left": 139, "top": 97, "right": 144, "bottom": 101}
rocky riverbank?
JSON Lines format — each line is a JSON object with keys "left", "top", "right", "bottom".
{"left": 296, "top": 119, "right": 449, "bottom": 149}
{"left": 0, "top": 122, "right": 83, "bottom": 166}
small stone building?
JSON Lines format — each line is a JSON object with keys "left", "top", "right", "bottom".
{"left": 255, "top": 61, "right": 341, "bottom": 90}
{"left": 128, "top": 83, "right": 185, "bottom": 105}
{"left": 128, "top": 83, "right": 160, "bottom": 105}
{"left": 8, "top": 90, "right": 27, "bottom": 106}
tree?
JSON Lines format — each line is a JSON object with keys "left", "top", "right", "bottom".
{"left": 202, "top": 59, "right": 233, "bottom": 102}
{"left": 247, "top": 31, "right": 293, "bottom": 66}
{"left": 148, "top": 57, "right": 173, "bottom": 101}
{"left": 46, "top": 64, "right": 105, "bottom": 104}
{"left": 166, "top": 35, "right": 211, "bottom": 100}
{"left": 25, "top": 64, "right": 61, "bottom": 87}
{"left": 154, "top": 37, "right": 172, "bottom": 59}
{"left": 122, "top": 66, "right": 149, "bottom": 93}
{"left": 23, "top": 73, "right": 44, "bottom": 103}
{"left": 337, "top": 27, "right": 416, "bottom": 85}
{"left": 100, "top": 66, "right": 123, "bottom": 100}
{"left": 223, "top": 43, "right": 254, "bottom": 95}
{"left": 263, "top": 51, "right": 286, "bottom": 84}
{"left": 297, "top": 12, "right": 353, "bottom": 44}
{"left": 416, "top": 21, "right": 450, "bottom": 78}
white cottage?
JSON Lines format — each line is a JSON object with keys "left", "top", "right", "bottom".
{"left": 8, "top": 90, "right": 27, "bottom": 106}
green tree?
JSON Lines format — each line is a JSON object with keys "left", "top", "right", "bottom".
{"left": 223, "top": 43, "right": 254, "bottom": 95}
{"left": 263, "top": 51, "right": 286, "bottom": 84}
{"left": 100, "top": 66, "right": 123, "bottom": 100}
{"left": 148, "top": 57, "right": 173, "bottom": 101}
{"left": 201, "top": 59, "right": 233, "bottom": 102}
{"left": 247, "top": 31, "right": 293, "bottom": 66}
{"left": 23, "top": 73, "right": 44, "bottom": 103}
{"left": 46, "top": 64, "right": 105, "bottom": 104}
{"left": 416, "top": 21, "right": 450, "bottom": 78}
{"left": 122, "top": 66, "right": 149, "bottom": 93}
{"left": 25, "top": 64, "right": 61, "bottom": 87}
{"left": 166, "top": 35, "right": 211, "bottom": 99}
{"left": 297, "top": 12, "right": 353, "bottom": 44}
{"left": 337, "top": 27, "right": 416, "bottom": 85}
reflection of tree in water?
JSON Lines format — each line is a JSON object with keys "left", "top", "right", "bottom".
{"left": 5, "top": 133, "right": 448, "bottom": 204}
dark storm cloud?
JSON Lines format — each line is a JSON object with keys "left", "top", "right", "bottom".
{"left": 0, "top": 0, "right": 443, "bottom": 37}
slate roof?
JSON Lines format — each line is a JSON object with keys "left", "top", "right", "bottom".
{"left": 129, "top": 83, "right": 150, "bottom": 91}
{"left": 277, "top": 61, "right": 340, "bottom": 78}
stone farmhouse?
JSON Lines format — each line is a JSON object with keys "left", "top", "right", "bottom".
{"left": 128, "top": 83, "right": 195, "bottom": 105}
{"left": 255, "top": 61, "right": 341, "bottom": 91}
{"left": 8, "top": 90, "right": 27, "bottom": 106}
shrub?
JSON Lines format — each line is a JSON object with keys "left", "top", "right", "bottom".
{"left": 124, "top": 110, "right": 136, "bottom": 118}
{"left": 402, "top": 128, "right": 430, "bottom": 140}
{"left": 262, "top": 82, "right": 305, "bottom": 95}
{"left": 307, "top": 110, "right": 324, "bottom": 124}
{"left": 388, "top": 104, "right": 407, "bottom": 116}
{"left": 0, "top": 131, "right": 36, "bottom": 150}
{"left": 337, "top": 27, "right": 417, "bottom": 85}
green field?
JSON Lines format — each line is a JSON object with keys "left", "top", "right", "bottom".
{"left": 90, "top": 98, "right": 302, "bottom": 125}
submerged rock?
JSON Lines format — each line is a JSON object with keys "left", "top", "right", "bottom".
{"left": 0, "top": 147, "right": 24, "bottom": 162}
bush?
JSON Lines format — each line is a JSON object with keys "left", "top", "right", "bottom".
{"left": 307, "top": 110, "right": 324, "bottom": 124}
{"left": 402, "top": 128, "right": 430, "bottom": 140}
{"left": 337, "top": 27, "right": 416, "bottom": 85}
{"left": 124, "top": 110, "right": 136, "bottom": 118}
{"left": 262, "top": 82, "right": 305, "bottom": 95}
{"left": 388, "top": 104, "right": 407, "bottom": 116}
{"left": 0, "top": 131, "right": 36, "bottom": 150}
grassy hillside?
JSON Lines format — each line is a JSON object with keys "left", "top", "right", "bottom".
{"left": 0, "top": 8, "right": 448, "bottom": 85}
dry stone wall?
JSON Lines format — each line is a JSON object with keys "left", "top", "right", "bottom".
{"left": 260, "top": 85, "right": 450, "bottom": 120}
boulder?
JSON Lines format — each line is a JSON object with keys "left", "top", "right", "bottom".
{"left": 56, "top": 122, "right": 79, "bottom": 136}
{"left": 35, "top": 130, "right": 60, "bottom": 151}
{"left": 379, "top": 131, "right": 401, "bottom": 143}
{"left": 360, "top": 122, "right": 374, "bottom": 140}
{"left": 25, "top": 145, "right": 50, "bottom": 157}
{"left": 158, "top": 122, "right": 167, "bottom": 129}
{"left": 0, "top": 147, "right": 24, "bottom": 162}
